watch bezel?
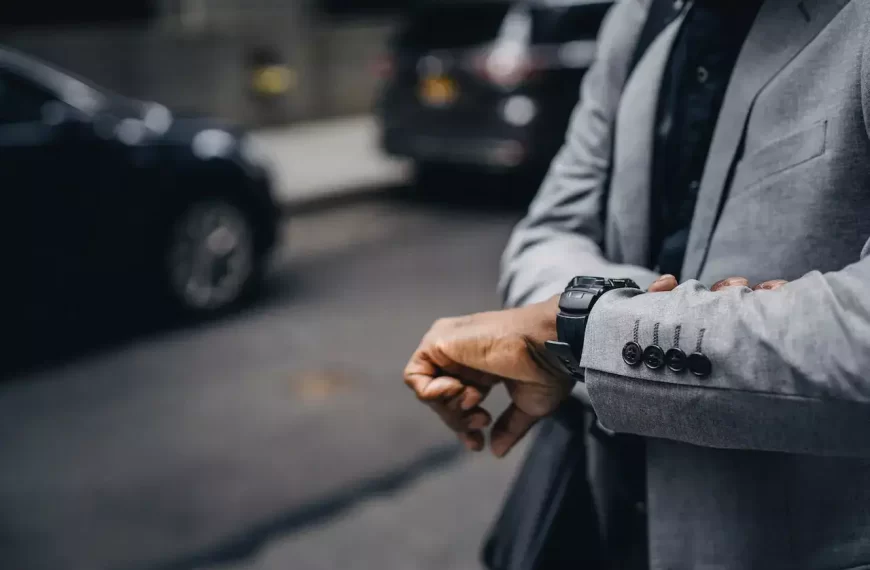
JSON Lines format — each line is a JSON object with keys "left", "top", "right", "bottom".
{"left": 558, "top": 277, "right": 639, "bottom": 315}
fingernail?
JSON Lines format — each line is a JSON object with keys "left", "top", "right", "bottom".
{"left": 491, "top": 440, "right": 507, "bottom": 458}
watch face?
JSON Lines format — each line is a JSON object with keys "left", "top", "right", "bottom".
{"left": 569, "top": 276, "right": 607, "bottom": 290}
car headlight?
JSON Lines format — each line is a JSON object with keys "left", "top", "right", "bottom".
{"left": 501, "top": 95, "right": 537, "bottom": 127}
{"left": 239, "top": 135, "right": 272, "bottom": 169}
{"left": 192, "top": 129, "right": 236, "bottom": 160}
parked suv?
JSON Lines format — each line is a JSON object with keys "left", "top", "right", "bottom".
{"left": 375, "top": 0, "right": 614, "bottom": 178}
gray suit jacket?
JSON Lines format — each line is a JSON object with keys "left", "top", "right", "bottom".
{"left": 500, "top": 0, "right": 870, "bottom": 568}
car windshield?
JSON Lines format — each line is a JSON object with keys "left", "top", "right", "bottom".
{"left": 397, "top": 1, "right": 512, "bottom": 50}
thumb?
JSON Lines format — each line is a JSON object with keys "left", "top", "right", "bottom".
{"left": 647, "top": 274, "right": 677, "bottom": 293}
{"left": 490, "top": 403, "right": 538, "bottom": 458}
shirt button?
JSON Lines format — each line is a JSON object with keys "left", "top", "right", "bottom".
{"left": 696, "top": 66, "right": 709, "bottom": 84}
{"left": 689, "top": 180, "right": 700, "bottom": 192}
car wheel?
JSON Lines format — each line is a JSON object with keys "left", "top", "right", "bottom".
{"left": 163, "top": 197, "right": 259, "bottom": 316}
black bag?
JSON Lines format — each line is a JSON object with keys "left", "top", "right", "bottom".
{"left": 481, "top": 3, "right": 678, "bottom": 569}
{"left": 481, "top": 398, "right": 603, "bottom": 570}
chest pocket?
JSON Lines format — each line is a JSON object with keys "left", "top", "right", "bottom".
{"left": 737, "top": 119, "right": 828, "bottom": 187}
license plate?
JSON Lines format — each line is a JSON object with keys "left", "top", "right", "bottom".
{"left": 419, "top": 76, "right": 458, "bottom": 107}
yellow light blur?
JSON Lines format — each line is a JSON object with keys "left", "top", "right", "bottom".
{"left": 252, "top": 66, "right": 297, "bottom": 95}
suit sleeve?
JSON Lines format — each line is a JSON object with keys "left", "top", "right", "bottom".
{"left": 581, "top": 240, "right": 870, "bottom": 457}
{"left": 499, "top": 0, "right": 658, "bottom": 309}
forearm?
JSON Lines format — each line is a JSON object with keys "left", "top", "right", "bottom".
{"left": 581, "top": 249, "right": 870, "bottom": 456}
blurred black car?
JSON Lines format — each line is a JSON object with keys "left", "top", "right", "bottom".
{"left": 0, "top": 47, "right": 279, "bottom": 346}
{"left": 375, "top": 0, "right": 613, "bottom": 177}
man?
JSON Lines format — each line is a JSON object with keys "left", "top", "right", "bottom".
{"left": 404, "top": 0, "right": 870, "bottom": 568}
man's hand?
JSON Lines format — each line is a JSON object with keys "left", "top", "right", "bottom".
{"left": 404, "top": 297, "right": 571, "bottom": 458}
{"left": 648, "top": 274, "right": 789, "bottom": 293}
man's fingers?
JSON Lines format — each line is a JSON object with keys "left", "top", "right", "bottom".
{"left": 710, "top": 277, "right": 788, "bottom": 292}
{"left": 463, "top": 408, "right": 493, "bottom": 430}
{"left": 648, "top": 274, "right": 678, "bottom": 292}
{"left": 753, "top": 279, "right": 788, "bottom": 291}
{"left": 490, "top": 403, "right": 538, "bottom": 459}
{"left": 458, "top": 431, "right": 485, "bottom": 452}
{"left": 459, "top": 384, "right": 492, "bottom": 411}
{"left": 428, "top": 398, "right": 492, "bottom": 432}
{"left": 403, "top": 351, "right": 438, "bottom": 398}
{"left": 650, "top": 275, "right": 784, "bottom": 294}
{"left": 406, "top": 374, "right": 465, "bottom": 402}
{"left": 711, "top": 276, "right": 750, "bottom": 292}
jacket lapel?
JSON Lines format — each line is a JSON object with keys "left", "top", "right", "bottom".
{"left": 681, "top": 0, "right": 851, "bottom": 280}
{"left": 608, "top": 12, "right": 686, "bottom": 267}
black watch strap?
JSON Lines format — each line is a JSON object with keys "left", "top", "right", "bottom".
{"left": 546, "top": 277, "right": 640, "bottom": 381}
{"left": 545, "top": 314, "right": 589, "bottom": 379}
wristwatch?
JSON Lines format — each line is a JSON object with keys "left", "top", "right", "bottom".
{"left": 545, "top": 276, "right": 640, "bottom": 380}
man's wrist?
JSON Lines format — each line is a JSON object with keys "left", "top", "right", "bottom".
{"left": 522, "top": 295, "right": 574, "bottom": 383}
{"left": 526, "top": 295, "right": 560, "bottom": 349}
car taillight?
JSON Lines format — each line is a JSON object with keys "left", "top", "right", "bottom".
{"left": 371, "top": 54, "right": 395, "bottom": 79}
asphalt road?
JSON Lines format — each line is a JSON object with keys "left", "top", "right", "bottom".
{"left": 0, "top": 195, "right": 531, "bottom": 570}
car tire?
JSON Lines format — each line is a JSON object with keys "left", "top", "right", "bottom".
{"left": 161, "top": 196, "right": 262, "bottom": 318}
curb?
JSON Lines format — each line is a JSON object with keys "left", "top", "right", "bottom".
{"left": 278, "top": 181, "right": 410, "bottom": 216}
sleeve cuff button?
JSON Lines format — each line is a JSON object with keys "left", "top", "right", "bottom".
{"left": 622, "top": 342, "right": 643, "bottom": 366}
{"left": 665, "top": 348, "right": 687, "bottom": 372}
{"left": 688, "top": 352, "right": 713, "bottom": 378}
{"left": 643, "top": 345, "right": 665, "bottom": 370}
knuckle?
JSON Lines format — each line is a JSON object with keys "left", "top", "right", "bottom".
{"left": 432, "top": 337, "right": 453, "bottom": 358}
{"left": 433, "top": 317, "right": 453, "bottom": 329}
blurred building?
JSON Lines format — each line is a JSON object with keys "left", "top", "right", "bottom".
{"left": 0, "top": 1, "right": 407, "bottom": 126}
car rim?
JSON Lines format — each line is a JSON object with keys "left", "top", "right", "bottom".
{"left": 167, "top": 200, "right": 254, "bottom": 311}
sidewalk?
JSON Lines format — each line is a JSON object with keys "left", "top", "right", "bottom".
{"left": 253, "top": 115, "right": 413, "bottom": 209}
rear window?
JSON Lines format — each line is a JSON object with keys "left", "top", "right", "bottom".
{"left": 396, "top": 2, "right": 511, "bottom": 50}
{"left": 530, "top": 2, "right": 613, "bottom": 43}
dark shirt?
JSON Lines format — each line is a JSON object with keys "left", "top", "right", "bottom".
{"left": 650, "top": 0, "right": 762, "bottom": 279}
